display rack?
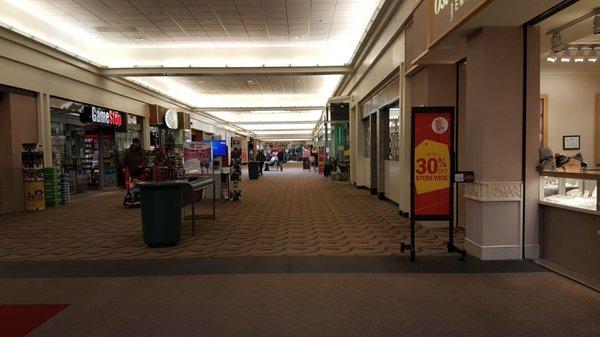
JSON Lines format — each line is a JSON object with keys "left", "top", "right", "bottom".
{"left": 83, "top": 136, "right": 100, "bottom": 185}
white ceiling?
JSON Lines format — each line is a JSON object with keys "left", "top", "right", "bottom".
{"left": 0, "top": 0, "right": 383, "bottom": 141}
{"left": 537, "top": 0, "right": 600, "bottom": 73}
{"left": 162, "top": 74, "right": 332, "bottom": 95}
{"left": 21, "top": 0, "right": 367, "bottom": 45}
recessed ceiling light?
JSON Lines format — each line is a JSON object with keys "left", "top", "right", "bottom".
{"left": 574, "top": 49, "right": 585, "bottom": 62}
{"left": 560, "top": 49, "right": 571, "bottom": 63}
{"left": 294, "top": 35, "right": 302, "bottom": 40}
{"left": 246, "top": 80, "right": 255, "bottom": 84}
{"left": 205, "top": 19, "right": 212, "bottom": 24}
{"left": 589, "top": 48, "right": 598, "bottom": 63}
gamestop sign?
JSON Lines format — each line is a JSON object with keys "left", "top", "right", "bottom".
{"left": 82, "top": 106, "right": 123, "bottom": 127}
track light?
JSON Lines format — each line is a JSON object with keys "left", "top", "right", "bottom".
{"left": 560, "top": 49, "right": 571, "bottom": 63}
{"left": 546, "top": 51, "right": 558, "bottom": 63}
{"left": 589, "top": 48, "right": 598, "bottom": 63}
{"left": 574, "top": 49, "right": 585, "bottom": 62}
{"left": 594, "top": 14, "right": 600, "bottom": 35}
{"left": 551, "top": 32, "right": 566, "bottom": 52}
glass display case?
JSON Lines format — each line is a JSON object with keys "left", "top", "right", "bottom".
{"left": 540, "top": 171, "right": 600, "bottom": 213}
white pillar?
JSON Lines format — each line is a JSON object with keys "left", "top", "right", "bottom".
{"left": 36, "top": 92, "right": 52, "bottom": 167}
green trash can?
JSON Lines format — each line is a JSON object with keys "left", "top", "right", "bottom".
{"left": 248, "top": 161, "right": 260, "bottom": 180}
{"left": 138, "top": 181, "right": 184, "bottom": 247}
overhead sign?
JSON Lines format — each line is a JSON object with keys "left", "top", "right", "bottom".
{"left": 411, "top": 107, "right": 454, "bottom": 218}
{"left": 81, "top": 106, "right": 123, "bottom": 127}
{"left": 429, "top": 0, "right": 491, "bottom": 47}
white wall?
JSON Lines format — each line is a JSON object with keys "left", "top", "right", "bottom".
{"left": 0, "top": 29, "right": 192, "bottom": 118}
{"left": 384, "top": 160, "right": 401, "bottom": 203}
{"left": 339, "top": 0, "right": 414, "bottom": 203}
{"left": 541, "top": 73, "right": 600, "bottom": 162}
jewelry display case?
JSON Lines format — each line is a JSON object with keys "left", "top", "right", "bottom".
{"left": 539, "top": 170, "right": 600, "bottom": 214}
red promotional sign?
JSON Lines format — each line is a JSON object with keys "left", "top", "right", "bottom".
{"left": 411, "top": 108, "right": 454, "bottom": 218}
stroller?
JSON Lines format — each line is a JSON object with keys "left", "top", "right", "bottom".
{"left": 123, "top": 168, "right": 144, "bottom": 208}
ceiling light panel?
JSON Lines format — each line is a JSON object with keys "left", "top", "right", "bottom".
{"left": 239, "top": 123, "right": 317, "bottom": 131}
{"left": 0, "top": 0, "right": 384, "bottom": 67}
{"left": 209, "top": 110, "right": 323, "bottom": 123}
{"left": 127, "top": 75, "right": 341, "bottom": 108}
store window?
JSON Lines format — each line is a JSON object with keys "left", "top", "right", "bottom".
{"left": 364, "top": 117, "right": 370, "bottom": 158}
{"left": 389, "top": 104, "right": 400, "bottom": 161}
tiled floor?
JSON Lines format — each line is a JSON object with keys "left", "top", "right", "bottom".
{"left": 0, "top": 162, "right": 463, "bottom": 261}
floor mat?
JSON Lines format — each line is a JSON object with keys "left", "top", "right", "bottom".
{"left": 0, "top": 304, "right": 69, "bottom": 337}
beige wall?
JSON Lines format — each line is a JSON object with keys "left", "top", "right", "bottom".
{"left": 340, "top": 0, "right": 414, "bottom": 204}
{"left": 541, "top": 73, "right": 600, "bottom": 162}
{"left": 0, "top": 29, "right": 192, "bottom": 118}
{"left": 0, "top": 92, "right": 38, "bottom": 213}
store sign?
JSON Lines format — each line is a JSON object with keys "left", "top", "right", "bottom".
{"left": 81, "top": 106, "right": 123, "bottom": 127}
{"left": 429, "top": 0, "right": 490, "bottom": 47}
{"left": 411, "top": 107, "right": 454, "bottom": 218}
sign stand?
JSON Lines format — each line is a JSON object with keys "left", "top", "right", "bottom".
{"left": 400, "top": 107, "right": 466, "bottom": 261}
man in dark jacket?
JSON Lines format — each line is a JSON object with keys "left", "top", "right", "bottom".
{"left": 277, "top": 149, "right": 285, "bottom": 171}
{"left": 255, "top": 150, "right": 266, "bottom": 175}
{"left": 124, "top": 138, "right": 146, "bottom": 179}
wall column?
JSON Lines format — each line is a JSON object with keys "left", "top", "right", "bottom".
{"left": 369, "top": 114, "right": 377, "bottom": 194}
{"left": 463, "top": 27, "right": 525, "bottom": 260}
{"left": 376, "top": 109, "right": 389, "bottom": 199}
{"left": 36, "top": 93, "right": 52, "bottom": 167}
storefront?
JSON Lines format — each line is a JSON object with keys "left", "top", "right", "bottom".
{"left": 50, "top": 97, "right": 145, "bottom": 193}
{"left": 149, "top": 105, "right": 191, "bottom": 150}
{"left": 529, "top": 2, "right": 600, "bottom": 291}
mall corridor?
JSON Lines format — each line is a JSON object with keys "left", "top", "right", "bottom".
{"left": 0, "top": 162, "right": 459, "bottom": 260}
{"left": 2, "top": 0, "right": 600, "bottom": 335}
{"left": 0, "top": 164, "right": 598, "bottom": 336}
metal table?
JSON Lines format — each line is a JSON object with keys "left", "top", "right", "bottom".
{"left": 181, "top": 177, "right": 216, "bottom": 235}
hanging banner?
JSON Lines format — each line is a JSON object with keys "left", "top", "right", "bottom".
{"left": 183, "top": 141, "right": 213, "bottom": 176}
{"left": 411, "top": 107, "right": 454, "bottom": 218}
{"left": 318, "top": 148, "right": 325, "bottom": 173}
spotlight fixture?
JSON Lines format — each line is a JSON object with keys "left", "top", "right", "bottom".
{"left": 594, "top": 14, "right": 600, "bottom": 35}
{"left": 551, "top": 32, "right": 566, "bottom": 52}
{"left": 589, "top": 48, "right": 598, "bottom": 63}
{"left": 546, "top": 51, "right": 558, "bottom": 63}
{"left": 574, "top": 49, "right": 585, "bottom": 62}
{"left": 560, "top": 49, "right": 571, "bottom": 63}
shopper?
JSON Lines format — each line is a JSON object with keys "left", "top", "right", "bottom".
{"left": 277, "top": 148, "right": 285, "bottom": 171}
{"left": 309, "top": 154, "right": 316, "bottom": 172}
{"left": 124, "top": 138, "right": 146, "bottom": 179}
{"left": 255, "top": 150, "right": 265, "bottom": 175}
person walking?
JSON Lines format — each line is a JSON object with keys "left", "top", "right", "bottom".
{"left": 255, "top": 149, "right": 265, "bottom": 175}
{"left": 277, "top": 148, "right": 285, "bottom": 171}
{"left": 124, "top": 138, "right": 146, "bottom": 180}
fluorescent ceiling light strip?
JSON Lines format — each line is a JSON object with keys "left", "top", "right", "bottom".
{"left": 242, "top": 124, "right": 316, "bottom": 130}
{"left": 253, "top": 130, "right": 314, "bottom": 135}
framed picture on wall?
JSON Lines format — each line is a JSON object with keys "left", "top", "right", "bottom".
{"left": 563, "top": 135, "right": 580, "bottom": 150}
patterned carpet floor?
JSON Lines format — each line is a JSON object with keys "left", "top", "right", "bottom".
{"left": 0, "top": 162, "right": 464, "bottom": 261}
